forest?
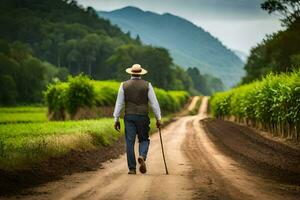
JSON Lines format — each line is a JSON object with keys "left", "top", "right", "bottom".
{"left": 0, "top": 0, "right": 222, "bottom": 106}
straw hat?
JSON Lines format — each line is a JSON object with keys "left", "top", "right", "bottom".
{"left": 125, "top": 64, "right": 148, "bottom": 75}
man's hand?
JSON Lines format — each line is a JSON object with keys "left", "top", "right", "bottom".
{"left": 156, "top": 120, "right": 162, "bottom": 129}
{"left": 114, "top": 121, "right": 121, "bottom": 132}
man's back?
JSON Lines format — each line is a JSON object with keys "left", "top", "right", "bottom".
{"left": 123, "top": 79, "right": 149, "bottom": 116}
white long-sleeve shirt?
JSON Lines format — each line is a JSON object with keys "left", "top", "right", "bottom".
{"left": 113, "top": 77, "right": 161, "bottom": 122}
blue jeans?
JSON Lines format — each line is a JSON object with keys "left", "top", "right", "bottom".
{"left": 124, "top": 114, "right": 150, "bottom": 170}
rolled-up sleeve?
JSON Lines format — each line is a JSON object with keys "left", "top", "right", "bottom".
{"left": 113, "top": 83, "right": 124, "bottom": 122}
{"left": 148, "top": 83, "right": 161, "bottom": 120}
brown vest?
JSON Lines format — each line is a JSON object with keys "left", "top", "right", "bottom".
{"left": 123, "top": 79, "right": 149, "bottom": 115}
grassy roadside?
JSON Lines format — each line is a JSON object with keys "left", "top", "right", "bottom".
{"left": 0, "top": 116, "right": 170, "bottom": 170}
{"left": 0, "top": 112, "right": 47, "bottom": 124}
{"left": 0, "top": 106, "right": 47, "bottom": 124}
{"left": 0, "top": 106, "right": 47, "bottom": 113}
{"left": 0, "top": 110, "right": 174, "bottom": 195}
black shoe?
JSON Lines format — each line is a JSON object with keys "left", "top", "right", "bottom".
{"left": 128, "top": 169, "right": 136, "bottom": 174}
{"left": 138, "top": 156, "right": 147, "bottom": 174}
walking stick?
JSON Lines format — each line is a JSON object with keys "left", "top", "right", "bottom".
{"left": 158, "top": 127, "right": 169, "bottom": 175}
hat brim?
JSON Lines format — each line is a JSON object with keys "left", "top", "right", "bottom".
{"left": 125, "top": 68, "right": 148, "bottom": 75}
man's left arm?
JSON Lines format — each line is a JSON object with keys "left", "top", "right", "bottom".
{"left": 148, "top": 83, "right": 162, "bottom": 128}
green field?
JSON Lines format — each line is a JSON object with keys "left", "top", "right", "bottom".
{"left": 0, "top": 116, "right": 170, "bottom": 170}
{"left": 0, "top": 106, "right": 47, "bottom": 124}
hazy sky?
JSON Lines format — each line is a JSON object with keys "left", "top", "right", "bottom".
{"left": 77, "top": 0, "right": 283, "bottom": 54}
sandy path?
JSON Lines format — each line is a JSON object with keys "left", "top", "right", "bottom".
{"left": 2, "top": 97, "right": 299, "bottom": 200}
{"left": 187, "top": 96, "right": 200, "bottom": 112}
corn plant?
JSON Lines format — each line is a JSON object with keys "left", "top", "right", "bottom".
{"left": 210, "top": 70, "right": 300, "bottom": 140}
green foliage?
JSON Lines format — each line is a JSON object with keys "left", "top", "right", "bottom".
{"left": 93, "top": 81, "right": 120, "bottom": 106}
{"left": 0, "top": 0, "right": 205, "bottom": 99}
{"left": 153, "top": 88, "right": 174, "bottom": 112}
{"left": 44, "top": 75, "right": 190, "bottom": 119}
{"left": 106, "top": 44, "right": 181, "bottom": 90}
{"left": 0, "top": 75, "right": 17, "bottom": 105}
{"left": 44, "top": 81, "right": 68, "bottom": 113}
{"left": 291, "top": 54, "right": 300, "bottom": 67}
{"left": 242, "top": 13, "right": 300, "bottom": 84}
{"left": 187, "top": 67, "right": 224, "bottom": 95}
{"left": 167, "top": 91, "right": 190, "bottom": 112}
{"left": 0, "top": 0, "right": 129, "bottom": 79}
{"left": 0, "top": 118, "right": 119, "bottom": 169}
{"left": 152, "top": 89, "right": 189, "bottom": 113}
{"left": 261, "top": 0, "right": 300, "bottom": 27}
{"left": 210, "top": 92, "right": 232, "bottom": 119}
{"left": 210, "top": 70, "right": 300, "bottom": 139}
{"left": 0, "top": 40, "right": 70, "bottom": 105}
{"left": 0, "top": 114, "right": 171, "bottom": 169}
{"left": 66, "top": 74, "right": 96, "bottom": 115}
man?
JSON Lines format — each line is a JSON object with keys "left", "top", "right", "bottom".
{"left": 113, "top": 64, "right": 162, "bottom": 175}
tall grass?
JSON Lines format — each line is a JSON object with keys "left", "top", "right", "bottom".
{"left": 0, "top": 119, "right": 117, "bottom": 169}
{"left": 0, "top": 116, "right": 170, "bottom": 170}
{"left": 210, "top": 70, "right": 300, "bottom": 140}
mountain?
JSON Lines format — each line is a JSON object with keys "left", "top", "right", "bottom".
{"left": 234, "top": 50, "right": 249, "bottom": 62}
{"left": 98, "top": 6, "right": 245, "bottom": 87}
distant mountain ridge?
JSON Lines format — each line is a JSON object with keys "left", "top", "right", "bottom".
{"left": 98, "top": 6, "right": 245, "bottom": 87}
{"left": 234, "top": 50, "right": 249, "bottom": 62}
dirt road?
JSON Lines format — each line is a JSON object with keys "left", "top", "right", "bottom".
{"left": 2, "top": 97, "right": 299, "bottom": 200}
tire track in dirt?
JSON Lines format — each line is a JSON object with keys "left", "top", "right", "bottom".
{"left": 183, "top": 97, "right": 300, "bottom": 200}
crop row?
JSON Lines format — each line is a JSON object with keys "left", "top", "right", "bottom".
{"left": 210, "top": 70, "right": 300, "bottom": 139}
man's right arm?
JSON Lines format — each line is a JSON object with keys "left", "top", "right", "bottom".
{"left": 113, "top": 83, "right": 124, "bottom": 131}
{"left": 148, "top": 83, "right": 162, "bottom": 128}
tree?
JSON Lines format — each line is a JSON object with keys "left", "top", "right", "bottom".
{"left": 106, "top": 44, "right": 185, "bottom": 90}
{"left": 170, "top": 65, "right": 193, "bottom": 92}
{"left": 205, "top": 75, "right": 224, "bottom": 93}
{"left": 187, "top": 67, "right": 211, "bottom": 95}
{"left": 65, "top": 39, "right": 80, "bottom": 73}
{"left": 291, "top": 54, "right": 300, "bottom": 67}
{"left": 0, "top": 39, "right": 10, "bottom": 55}
{"left": 78, "top": 34, "right": 101, "bottom": 76}
{"left": 261, "top": 0, "right": 300, "bottom": 27}
{"left": 0, "top": 75, "right": 17, "bottom": 105}
{"left": 17, "top": 57, "right": 47, "bottom": 102}
{"left": 86, "top": 6, "right": 97, "bottom": 18}
{"left": 10, "top": 41, "right": 32, "bottom": 61}
{"left": 56, "top": 67, "right": 69, "bottom": 81}
{"left": 141, "top": 47, "right": 174, "bottom": 89}
{"left": 241, "top": 19, "right": 300, "bottom": 84}
{"left": 135, "top": 34, "right": 141, "bottom": 44}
